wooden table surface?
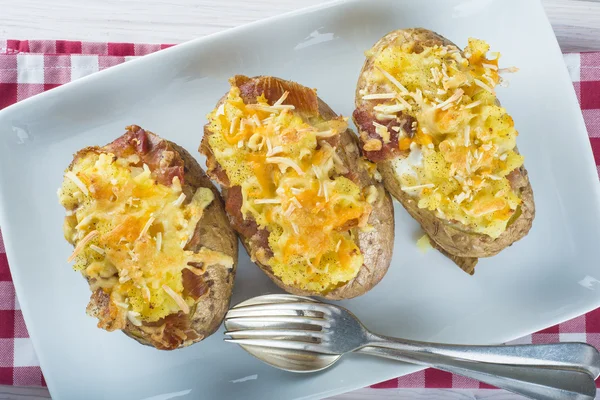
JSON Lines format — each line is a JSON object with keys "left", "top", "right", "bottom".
{"left": 0, "top": 0, "right": 599, "bottom": 52}
{"left": 0, "top": 0, "right": 599, "bottom": 399}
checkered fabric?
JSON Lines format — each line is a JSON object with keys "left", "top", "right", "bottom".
{"left": 0, "top": 39, "right": 599, "bottom": 391}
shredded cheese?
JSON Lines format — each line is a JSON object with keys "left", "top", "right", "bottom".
{"left": 137, "top": 216, "right": 155, "bottom": 240}
{"left": 376, "top": 65, "right": 409, "bottom": 93}
{"left": 474, "top": 78, "right": 495, "bottom": 94}
{"left": 464, "top": 125, "right": 471, "bottom": 147}
{"left": 402, "top": 183, "right": 435, "bottom": 191}
{"left": 434, "top": 89, "right": 464, "bottom": 110}
{"left": 172, "top": 193, "right": 186, "bottom": 207}
{"left": 89, "top": 244, "right": 105, "bottom": 255}
{"left": 464, "top": 100, "right": 482, "bottom": 109}
{"left": 65, "top": 171, "right": 89, "bottom": 196}
{"left": 254, "top": 198, "right": 281, "bottom": 204}
{"left": 155, "top": 232, "right": 162, "bottom": 252}
{"left": 162, "top": 284, "right": 189, "bottom": 314}
{"left": 273, "top": 91, "right": 289, "bottom": 106}
{"left": 266, "top": 157, "right": 304, "bottom": 175}
{"left": 362, "top": 93, "right": 398, "bottom": 100}
{"left": 67, "top": 230, "right": 98, "bottom": 262}
{"left": 482, "top": 63, "right": 498, "bottom": 70}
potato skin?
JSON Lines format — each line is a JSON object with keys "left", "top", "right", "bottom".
{"left": 201, "top": 76, "right": 394, "bottom": 299}
{"left": 68, "top": 128, "right": 238, "bottom": 349}
{"left": 354, "top": 29, "right": 535, "bottom": 269}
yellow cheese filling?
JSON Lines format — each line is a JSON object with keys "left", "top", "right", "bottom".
{"left": 58, "top": 151, "right": 233, "bottom": 328}
{"left": 206, "top": 82, "right": 372, "bottom": 293}
{"left": 364, "top": 37, "right": 523, "bottom": 238}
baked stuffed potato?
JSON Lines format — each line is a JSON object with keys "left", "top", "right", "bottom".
{"left": 201, "top": 75, "right": 394, "bottom": 299}
{"left": 58, "top": 125, "right": 238, "bottom": 350}
{"left": 353, "top": 28, "right": 535, "bottom": 274}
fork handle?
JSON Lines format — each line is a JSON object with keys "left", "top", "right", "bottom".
{"left": 358, "top": 345, "right": 596, "bottom": 400}
{"left": 365, "top": 338, "right": 600, "bottom": 379}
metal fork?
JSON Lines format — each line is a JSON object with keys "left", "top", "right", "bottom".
{"left": 225, "top": 295, "right": 600, "bottom": 400}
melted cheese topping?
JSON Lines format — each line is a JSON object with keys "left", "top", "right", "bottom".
{"left": 206, "top": 82, "right": 372, "bottom": 293}
{"left": 58, "top": 151, "right": 233, "bottom": 327}
{"left": 365, "top": 38, "right": 523, "bottom": 238}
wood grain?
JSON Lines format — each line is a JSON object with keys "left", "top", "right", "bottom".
{"left": 0, "top": 0, "right": 599, "bottom": 52}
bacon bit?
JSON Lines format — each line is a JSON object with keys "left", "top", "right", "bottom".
{"left": 65, "top": 171, "right": 89, "bottom": 196}
{"left": 162, "top": 284, "right": 189, "bottom": 314}
{"left": 68, "top": 230, "right": 98, "bottom": 262}
{"left": 363, "top": 139, "right": 383, "bottom": 151}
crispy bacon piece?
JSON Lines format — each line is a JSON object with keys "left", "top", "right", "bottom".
{"left": 104, "top": 125, "right": 185, "bottom": 186}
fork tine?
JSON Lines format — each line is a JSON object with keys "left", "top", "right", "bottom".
{"left": 227, "top": 302, "right": 331, "bottom": 319}
{"left": 225, "top": 338, "right": 334, "bottom": 354}
{"left": 225, "top": 329, "right": 324, "bottom": 340}
{"left": 225, "top": 316, "right": 327, "bottom": 331}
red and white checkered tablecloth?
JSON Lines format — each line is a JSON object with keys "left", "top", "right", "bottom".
{"left": 0, "top": 39, "right": 599, "bottom": 392}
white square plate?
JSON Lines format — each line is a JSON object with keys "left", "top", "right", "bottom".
{"left": 1, "top": 0, "right": 600, "bottom": 399}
